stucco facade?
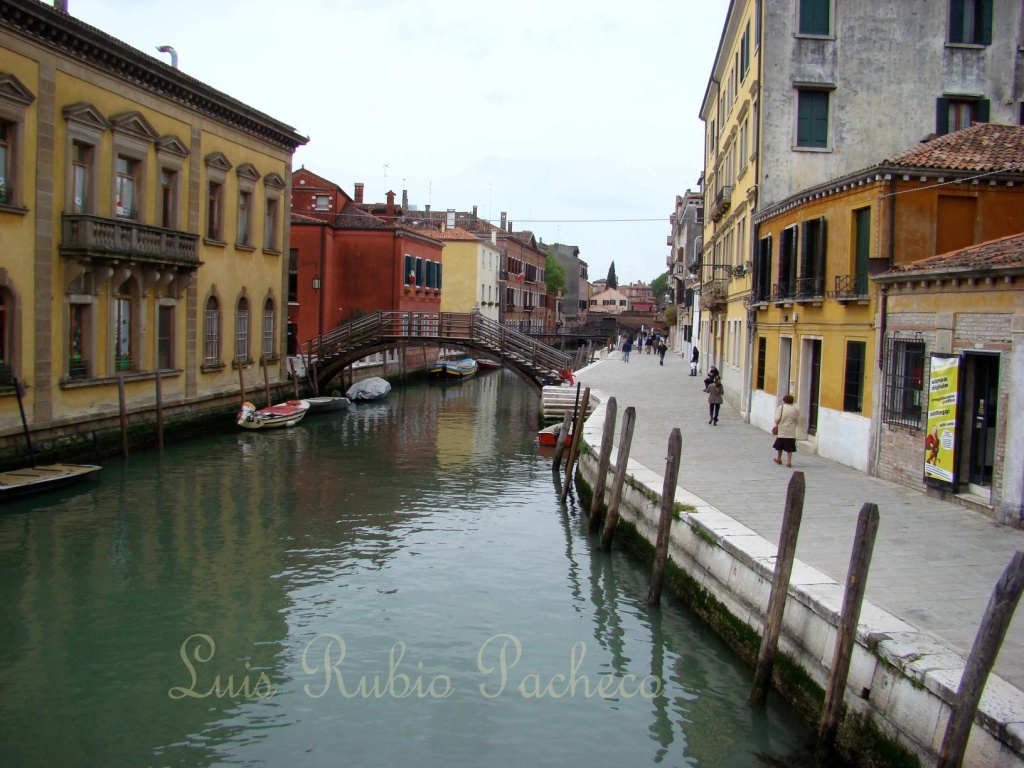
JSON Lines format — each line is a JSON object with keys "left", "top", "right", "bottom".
{"left": 436, "top": 226, "right": 500, "bottom": 323}
{"left": 0, "top": 0, "right": 304, "bottom": 447}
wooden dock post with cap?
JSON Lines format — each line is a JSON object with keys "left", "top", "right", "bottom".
{"left": 588, "top": 397, "right": 617, "bottom": 533}
{"left": 750, "top": 471, "right": 806, "bottom": 707}
{"left": 262, "top": 355, "right": 272, "bottom": 407}
{"left": 559, "top": 387, "right": 590, "bottom": 503}
{"left": 600, "top": 406, "right": 635, "bottom": 550}
{"left": 648, "top": 428, "right": 681, "bottom": 605}
{"left": 551, "top": 411, "right": 572, "bottom": 471}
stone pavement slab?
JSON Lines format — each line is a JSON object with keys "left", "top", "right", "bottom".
{"left": 574, "top": 349, "right": 1024, "bottom": 691}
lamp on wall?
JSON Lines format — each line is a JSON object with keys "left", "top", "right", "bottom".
{"left": 312, "top": 274, "right": 321, "bottom": 291}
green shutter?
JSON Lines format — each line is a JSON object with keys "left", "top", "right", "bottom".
{"left": 978, "top": 0, "right": 992, "bottom": 44}
{"left": 975, "top": 99, "right": 990, "bottom": 124}
{"left": 936, "top": 97, "right": 950, "bottom": 135}
{"left": 949, "top": 0, "right": 965, "bottom": 42}
{"left": 800, "top": 0, "right": 829, "bottom": 34}
{"left": 855, "top": 208, "right": 870, "bottom": 294}
{"left": 815, "top": 217, "right": 827, "bottom": 293}
{"left": 800, "top": 221, "right": 813, "bottom": 282}
{"left": 437, "top": 262, "right": 442, "bottom": 290}
{"left": 798, "top": 91, "right": 829, "bottom": 148}
{"left": 405, "top": 254, "right": 414, "bottom": 285}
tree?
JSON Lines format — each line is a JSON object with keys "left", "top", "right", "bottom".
{"left": 545, "top": 255, "right": 566, "bottom": 296}
{"left": 606, "top": 261, "right": 618, "bottom": 289}
{"left": 651, "top": 271, "right": 670, "bottom": 302}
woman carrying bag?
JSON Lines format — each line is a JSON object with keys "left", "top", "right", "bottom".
{"left": 772, "top": 393, "right": 800, "bottom": 467}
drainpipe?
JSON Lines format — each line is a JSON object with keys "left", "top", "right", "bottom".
{"left": 318, "top": 222, "right": 326, "bottom": 340}
{"left": 745, "top": 0, "right": 764, "bottom": 424}
{"left": 156, "top": 46, "right": 178, "bottom": 69}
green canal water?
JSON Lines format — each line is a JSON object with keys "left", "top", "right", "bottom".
{"left": 0, "top": 371, "right": 813, "bottom": 767}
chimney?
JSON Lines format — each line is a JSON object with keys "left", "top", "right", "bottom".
{"left": 507, "top": 221, "right": 513, "bottom": 233}
{"left": 402, "top": 189, "right": 408, "bottom": 210}
{"left": 500, "top": 211, "right": 506, "bottom": 230}
{"left": 354, "top": 183, "right": 364, "bottom": 204}
{"left": 54, "top": 0, "right": 68, "bottom": 11}
{"left": 491, "top": 231, "right": 497, "bottom": 245}
{"left": 386, "top": 190, "right": 395, "bottom": 218}
{"left": 472, "top": 205, "right": 478, "bottom": 218}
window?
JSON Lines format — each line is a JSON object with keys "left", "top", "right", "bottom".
{"left": 115, "top": 156, "right": 137, "bottom": 219}
{"left": 756, "top": 336, "right": 766, "bottom": 390}
{"left": 882, "top": 338, "right": 925, "bottom": 428}
{"left": 264, "top": 197, "right": 279, "bottom": 251}
{"left": 159, "top": 168, "right": 178, "bottom": 229}
{"left": 314, "top": 194, "right": 330, "bottom": 211}
{"left": 238, "top": 191, "right": 252, "bottom": 246}
{"left": 288, "top": 249, "right": 299, "bottom": 303}
{"left": 157, "top": 305, "right": 173, "bottom": 370}
{"left": 405, "top": 254, "right": 415, "bottom": 287}
{"left": 236, "top": 298, "right": 250, "bottom": 362}
{"left": 799, "top": 217, "right": 827, "bottom": 298}
{"left": 853, "top": 207, "right": 871, "bottom": 295}
{"left": 113, "top": 281, "right": 133, "bottom": 371}
{"left": 935, "top": 97, "right": 989, "bottom": 134}
{"left": 799, "top": 0, "right": 830, "bottom": 35}
{"left": 204, "top": 296, "right": 220, "bottom": 365}
{"left": 0, "top": 121, "right": 10, "bottom": 205}
{"left": 949, "top": 0, "right": 992, "bottom": 44}
{"left": 843, "top": 341, "right": 866, "bottom": 413}
{"left": 740, "top": 22, "right": 751, "bottom": 78}
{"left": 754, "top": 234, "right": 772, "bottom": 303}
{"left": 207, "top": 182, "right": 223, "bottom": 241}
{"left": 778, "top": 226, "right": 798, "bottom": 298}
{"left": 415, "top": 257, "right": 424, "bottom": 287}
{"left": 797, "top": 90, "right": 829, "bottom": 148}
{"left": 262, "top": 299, "right": 275, "bottom": 359}
{"left": 69, "top": 303, "right": 90, "bottom": 379}
{"left": 72, "top": 141, "right": 93, "bottom": 213}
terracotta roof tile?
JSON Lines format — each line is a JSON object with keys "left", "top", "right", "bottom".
{"left": 884, "top": 124, "right": 1024, "bottom": 173}
{"left": 433, "top": 226, "right": 481, "bottom": 241}
{"left": 877, "top": 232, "right": 1024, "bottom": 279}
{"left": 334, "top": 201, "right": 391, "bottom": 230}
{"left": 291, "top": 212, "right": 326, "bottom": 224}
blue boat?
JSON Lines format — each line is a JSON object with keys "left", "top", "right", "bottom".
{"left": 428, "top": 354, "right": 479, "bottom": 381}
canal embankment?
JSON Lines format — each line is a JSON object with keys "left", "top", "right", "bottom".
{"left": 569, "top": 352, "right": 1024, "bottom": 768}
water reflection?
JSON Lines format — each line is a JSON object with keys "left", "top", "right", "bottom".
{"left": 0, "top": 371, "right": 810, "bottom": 767}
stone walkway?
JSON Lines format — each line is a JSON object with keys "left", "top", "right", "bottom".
{"left": 574, "top": 347, "right": 1024, "bottom": 691}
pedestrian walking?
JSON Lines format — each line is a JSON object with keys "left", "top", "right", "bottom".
{"left": 658, "top": 338, "right": 667, "bottom": 366}
{"left": 703, "top": 365, "right": 719, "bottom": 391}
{"left": 706, "top": 377, "right": 723, "bottom": 425}
{"left": 622, "top": 337, "right": 632, "bottom": 362}
{"left": 772, "top": 393, "right": 800, "bottom": 467}
{"left": 690, "top": 347, "right": 699, "bottom": 376}
{"left": 646, "top": 335, "right": 655, "bottom": 354}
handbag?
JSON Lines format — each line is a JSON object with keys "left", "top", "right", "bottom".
{"left": 771, "top": 425, "right": 779, "bottom": 436}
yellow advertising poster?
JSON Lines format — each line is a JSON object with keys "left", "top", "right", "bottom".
{"left": 924, "top": 355, "right": 960, "bottom": 487}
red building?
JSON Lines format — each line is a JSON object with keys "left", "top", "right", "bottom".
{"left": 289, "top": 169, "right": 444, "bottom": 351}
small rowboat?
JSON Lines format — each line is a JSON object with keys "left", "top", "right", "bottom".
{"left": 538, "top": 422, "right": 572, "bottom": 447}
{"left": 305, "top": 395, "right": 351, "bottom": 413}
{"left": 0, "top": 463, "right": 101, "bottom": 501}
{"left": 237, "top": 400, "right": 310, "bottom": 429}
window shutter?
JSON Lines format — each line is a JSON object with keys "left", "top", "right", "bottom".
{"left": 815, "top": 217, "right": 828, "bottom": 292}
{"left": 936, "top": 98, "right": 950, "bottom": 135}
{"left": 436, "top": 262, "right": 442, "bottom": 290}
{"left": 405, "top": 254, "right": 414, "bottom": 285}
{"left": 978, "top": 0, "right": 993, "bottom": 44}
{"left": 800, "top": 221, "right": 813, "bottom": 280}
{"left": 948, "top": 0, "right": 965, "bottom": 43}
{"left": 975, "top": 99, "right": 990, "bottom": 124}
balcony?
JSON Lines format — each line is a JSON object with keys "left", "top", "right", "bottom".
{"left": 772, "top": 282, "right": 796, "bottom": 305}
{"left": 708, "top": 186, "right": 732, "bottom": 222}
{"left": 794, "top": 276, "right": 824, "bottom": 305}
{"left": 700, "top": 279, "right": 729, "bottom": 311}
{"left": 61, "top": 214, "right": 201, "bottom": 268}
{"left": 830, "top": 274, "right": 870, "bottom": 303}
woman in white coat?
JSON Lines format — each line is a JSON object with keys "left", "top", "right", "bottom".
{"left": 772, "top": 393, "right": 800, "bottom": 467}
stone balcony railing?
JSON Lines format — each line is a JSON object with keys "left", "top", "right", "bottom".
{"left": 60, "top": 214, "right": 200, "bottom": 268}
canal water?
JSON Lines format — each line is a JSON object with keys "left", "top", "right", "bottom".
{"left": 0, "top": 371, "right": 812, "bottom": 767}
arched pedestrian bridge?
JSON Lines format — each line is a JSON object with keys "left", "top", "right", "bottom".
{"left": 305, "top": 311, "right": 572, "bottom": 395}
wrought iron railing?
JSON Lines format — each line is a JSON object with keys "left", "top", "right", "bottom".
{"left": 0, "top": 363, "right": 12, "bottom": 387}
{"left": 68, "top": 358, "right": 89, "bottom": 380}
{"left": 794, "top": 276, "right": 824, "bottom": 301}
{"left": 772, "top": 282, "right": 796, "bottom": 303}
{"left": 114, "top": 354, "right": 136, "bottom": 372}
{"left": 749, "top": 285, "right": 772, "bottom": 306}
{"left": 831, "top": 273, "right": 870, "bottom": 300}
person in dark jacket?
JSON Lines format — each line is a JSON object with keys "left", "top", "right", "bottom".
{"left": 690, "top": 347, "right": 699, "bottom": 376}
{"left": 703, "top": 365, "right": 719, "bottom": 391}
{"left": 658, "top": 338, "right": 667, "bottom": 365}
{"left": 707, "top": 377, "right": 723, "bottom": 425}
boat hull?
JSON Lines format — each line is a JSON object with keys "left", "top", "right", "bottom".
{"left": 538, "top": 423, "right": 572, "bottom": 446}
{"left": 306, "top": 396, "right": 351, "bottom": 413}
{"left": 237, "top": 400, "right": 310, "bottom": 429}
{"left": 0, "top": 463, "right": 101, "bottom": 500}
{"left": 428, "top": 357, "right": 479, "bottom": 380}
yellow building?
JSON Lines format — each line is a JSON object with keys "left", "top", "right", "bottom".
{"left": 698, "top": 0, "right": 758, "bottom": 412}
{"left": 0, "top": 1, "right": 305, "bottom": 455}
{"left": 435, "top": 226, "right": 501, "bottom": 323}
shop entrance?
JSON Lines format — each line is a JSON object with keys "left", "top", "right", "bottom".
{"left": 962, "top": 352, "right": 1000, "bottom": 497}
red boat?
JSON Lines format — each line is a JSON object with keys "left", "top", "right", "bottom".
{"left": 237, "top": 399, "right": 310, "bottom": 429}
{"left": 538, "top": 422, "right": 572, "bottom": 446}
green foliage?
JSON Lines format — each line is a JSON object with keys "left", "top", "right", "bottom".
{"left": 545, "top": 255, "right": 566, "bottom": 296}
{"left": 663, "top": 304, "right": 677, "bottom": 326}
{"left": 606, "top": 261, "right": 618, "bottom": 289}
{"left": 651, "top": 271, "right": 670, "bottom": 301}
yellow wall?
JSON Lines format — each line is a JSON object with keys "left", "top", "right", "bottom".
{"left": 439, "top": 239, "right": 478, "bottom": 313}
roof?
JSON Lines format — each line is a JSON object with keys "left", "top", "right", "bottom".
{"left": 293, "top": 168, "right": 346, "bottom": 192}
{"left": 874, "top": 232, "right": 1024, "bottom": 282}
{"left": 883, "top": 124, "right": 1024, "bottom": 173}
{"left": 335, "top": 202, "right": 392, "bottom": 230}
{"left": 291, "top": 212, "right": 325, "bottom": 225}
{"left": 433, "top": 227, "right": 482, "bottom": 242}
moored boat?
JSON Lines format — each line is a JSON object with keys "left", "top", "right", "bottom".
{"left": 0, "top": 463, "right": 101, "bottom": 501}
{"left": 538, "top": 422, "right": 572, "bottom": 447}
{"left": 237, "top": 399, "right": 310, "bottom": 429}
{"left": 346, "top": 377, "right": 391, "bottom": 402}
{"left": 429, "top": 354, "right": 479, "bottom": 380}
{"left": 306, "top": 395, "right": 351, "bottom": 413}
{"left": 476, "top": 359, "right": 501, "bottom": 371}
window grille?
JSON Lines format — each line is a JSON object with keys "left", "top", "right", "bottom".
{"left": 204, "top": 309, "right": 220, "bottom": 364}
{"left": 881, "top": 337, "right": 925, "bottom": 428}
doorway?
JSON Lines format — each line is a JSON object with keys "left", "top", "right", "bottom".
{"left": 778, "top": 336, "right": 793, "bottom": 401}
{"left": 802, "top": 339, "right": 822, "bottom": 436}
{"left": 963, "top": 353, "right": 1000, "bottom": 497}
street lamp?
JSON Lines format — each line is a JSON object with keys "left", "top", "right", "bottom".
{"left": 312, "top": 274, "right": 321, "bottom": 291}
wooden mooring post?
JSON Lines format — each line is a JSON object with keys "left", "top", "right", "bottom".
{"left": 816, "top": 502, "right": 880, "bottom": 767}
{"left": 155, "top": 370, "right": 164, "bottom": 449}
{"left": 648, "top": 428, "right": 681, "bottom": 605}
{"left": 750, "top": 471, "right": 806, "bottom": 707}
{"left": 238, "top": 361, "right": 246, "bottom": 404}
{"left": 937, "top": 550, "right": 1024, "bottom": 768}
{"left": 600, "top": 406, "right": 635, "bottom": 550}
{"left": 559, "top": 387, "right": 590, "bottom": 504}
{"left": 262, "top": 355, "right": 272, "bottom": 407}
{"left": 551, "top": 411, "right": 572, "bottom": 471}
{"left": 11, "top": 377, "right": 36, "bottom": 467}
{"left": 117, "top": 374, "right": 129, "bottom": 458}
{"left": 289, "top": 359, "right": 300, "bottom": 399}
{"left": 588, "top": 397, "right": 617, "bottom": 534}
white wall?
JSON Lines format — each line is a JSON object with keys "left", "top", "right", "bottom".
{"left": 816, "top": 408, "right": 872, "bottom": 472}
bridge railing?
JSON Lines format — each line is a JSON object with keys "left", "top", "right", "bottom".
{"left": 304, "top": 311, "right": 570, "bottom": 377}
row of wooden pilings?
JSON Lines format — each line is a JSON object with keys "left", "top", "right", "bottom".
{"left": 552, "top": 387, "right": 1024, "bottom": 768}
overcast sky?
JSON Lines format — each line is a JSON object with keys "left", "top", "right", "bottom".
{"left": 63, "top": 0, "right": 727, "bottom": 285}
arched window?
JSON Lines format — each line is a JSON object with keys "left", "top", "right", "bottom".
{"left": 204, "top": 295, "right": 220, "bottom": 365}
{"left": 235, "top": 297, "right": 249, "bottom": 362}
{"left": 262, "top": 298, "right": 275, "bottom": 359}
{"left": 113, "top": 280, "right": 133, "bottom": 371}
